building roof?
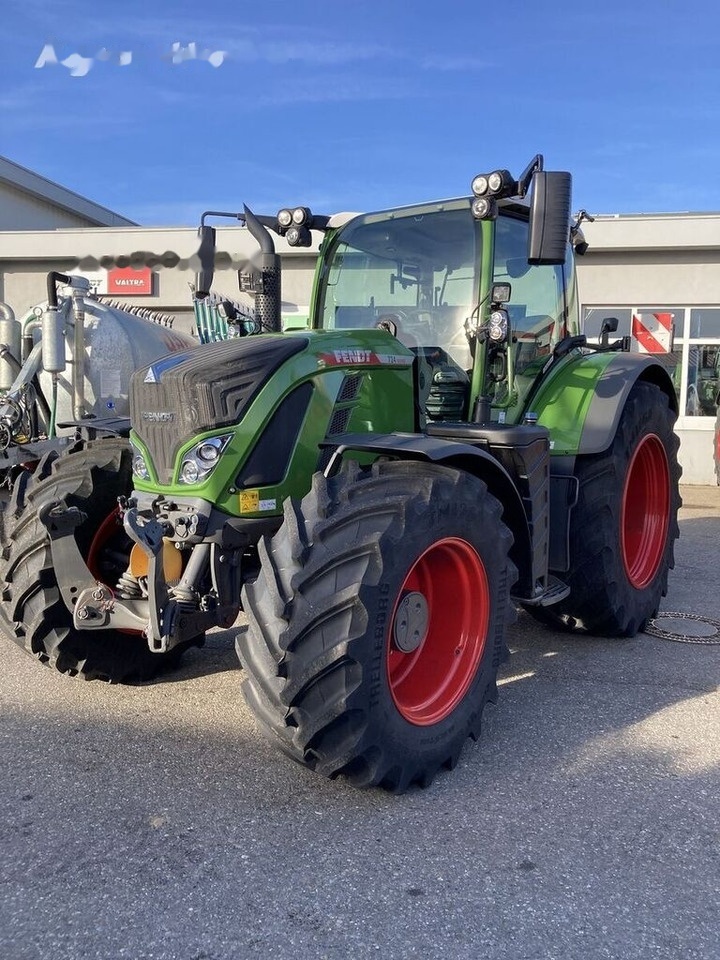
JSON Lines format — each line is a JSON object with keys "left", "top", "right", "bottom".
{"left": 582, "top": 211, "right": 720, "bottom": 253}
{"left": 0, "top": 155, "right": 137, "bottom": 228}
{"left": 0, "top": 224, "right": 321, "bottom": 262}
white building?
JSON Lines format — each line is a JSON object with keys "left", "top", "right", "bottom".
{"left": 580, "top": 213, "right": 720, "bottom": 484}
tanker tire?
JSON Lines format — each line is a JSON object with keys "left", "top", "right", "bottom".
{"left": 238, "top": 460, "right": 517, "bottom": 793}
{"left": 525, "top": 380, "right": 681, "bottom": 636}
{"left": 0, "top": 438, "right": 193, "bottom": 682}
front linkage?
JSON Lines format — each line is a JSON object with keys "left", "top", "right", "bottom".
{"left": 42, "top": 493, "right": 243, "bottom": 653}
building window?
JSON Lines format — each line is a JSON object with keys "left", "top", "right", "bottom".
{"left": 690, "top": 309, "right": 720, "bottom": 339}
{"left": 582, "top": 307, "right": 633, "bottom": 340}
{"left": 582, "top": 304, "right": 720, "bottom": 420}
{"left": 685, "top": 343, "right": 720, "bottom": 416}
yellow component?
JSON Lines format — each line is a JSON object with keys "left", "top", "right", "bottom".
{"left": 129, "top": 539, "right": 183, "bottom": 582}
{"left": 239, "top": 489, "right": 260, "bottom": 514}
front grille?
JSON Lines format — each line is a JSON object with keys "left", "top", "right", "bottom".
{"left": 130, "top": 335, "right": 308, "bottom": 483}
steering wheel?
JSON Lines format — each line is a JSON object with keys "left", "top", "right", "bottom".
{"left": 375, "top": 309, "right": 435, "bottom": 344}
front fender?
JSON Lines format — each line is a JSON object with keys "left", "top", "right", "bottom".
{"left": 325, "top": 431, "right": 540, "bottom": 599}
{"left": 531, "top": 351, "right": 678, "bottom": 456}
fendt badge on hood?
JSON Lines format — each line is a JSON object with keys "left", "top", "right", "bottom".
{"left": 141, "top": 411, "right": 175, "bottom": 422}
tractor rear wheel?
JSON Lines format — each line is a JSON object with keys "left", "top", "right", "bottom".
{"left": 0, "top": 438, "right": 192, "bottom": 682}
{"left": 238, "top": 460, "right": 517, "bottom": 792}
{"left": 527, "top": 380, "right": 681, "bottom": 636}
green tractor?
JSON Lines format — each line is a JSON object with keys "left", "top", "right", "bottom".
{"left": 0, "top": 156, "right": 681, "bottom": 791}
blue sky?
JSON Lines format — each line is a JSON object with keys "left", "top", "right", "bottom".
{"left": 2, "top": 0, "right": 720, "bottom": 226}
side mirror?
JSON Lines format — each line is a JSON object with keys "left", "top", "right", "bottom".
{"left": 195, "top": 225, "right": 216, "bottom": 299}
{"left": 528, "top": 171, "right": 572, "bottom": 265}
{"left": 600, "top": 316, "right": 619, "bottom": 348}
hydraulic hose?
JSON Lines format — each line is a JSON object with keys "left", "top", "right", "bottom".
{"left": 46, "top": 272, "right": 71, "bottom": 307}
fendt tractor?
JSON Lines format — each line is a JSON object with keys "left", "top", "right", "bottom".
{"left": 0, "top": 156, "right": 681, "bottom": 792}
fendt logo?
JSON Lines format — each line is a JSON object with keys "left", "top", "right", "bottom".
{"left": 141, "top": 411, "right": 175, "bottom": 423}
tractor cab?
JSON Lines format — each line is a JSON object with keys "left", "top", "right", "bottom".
{"left": 311, "top": 159, "right": 580, "bottom": 427}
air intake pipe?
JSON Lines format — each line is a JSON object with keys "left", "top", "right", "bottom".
{"left": 243, "top": 205, "right": 281, "bottom": 333}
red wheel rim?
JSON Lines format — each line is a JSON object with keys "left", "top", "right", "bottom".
{"left": 86, "top": 508, "right": 121, "bottom": 581}
{"left": 386, "top": 537, "right": 489, "bottom": 726}
{"left": 86, "top": 508, "right": 141, "bottom": 636}
{"left": 621, "top": 434, "right": 670, "bottom": 589}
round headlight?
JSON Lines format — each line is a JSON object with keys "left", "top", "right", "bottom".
{"left": 292, "top": 206, "right": 308, "bottom": 225}
{"left": 471, "top": 197, "right": 492, "bottom": 219}
{"left": 180, "top": 460, "right": 200, "bottom": 484}
{"left": 488, "top": 171, "right": 504, "bottom": 193}
{"left": 488, "top": 309, "right": 509, "bottom": 342}
{"left": 277, "top": 208, "right": 292, "bottom": 228}
{"left": 197, "top": 442, "right": 220, "bottom": 463}
{"left": 471, "top": 175, "right": 489, "bottom": 196}
{"left": 133, "top": 454, "right": 150, "bottom": 480}
{"left": 286, "top": 226, "right": 301, "bottom": 246}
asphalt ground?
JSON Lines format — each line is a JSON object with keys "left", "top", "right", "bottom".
{"left": 1, "top": 485, "right": 718, "bottom": 960}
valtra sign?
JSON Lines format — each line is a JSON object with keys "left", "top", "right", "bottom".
{"left": 106, "top": 266, "right": 153, "bottom": 296}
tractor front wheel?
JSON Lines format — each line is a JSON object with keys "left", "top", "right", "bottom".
{"left": 0, "top": 439, "right": 194, "bottom": 681}
{"left": 238, "top": 460, "right": 517, "bottom": 792}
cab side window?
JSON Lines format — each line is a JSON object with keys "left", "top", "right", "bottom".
{"left": 493, "top": 215, "right": 565, "bottom": 371}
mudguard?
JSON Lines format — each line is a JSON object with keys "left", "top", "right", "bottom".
{"left": 530, "top": 349, "right": 678, "bottom": 572}
{"left": 325, "top": 430, "right": 546, "bottom": 601}
{"left": 531, "top": 350, "right": 678, "bottom": 456}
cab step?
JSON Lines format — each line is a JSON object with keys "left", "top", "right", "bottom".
{"left": 514, "top": 574, "right": 570, "bottom": 607}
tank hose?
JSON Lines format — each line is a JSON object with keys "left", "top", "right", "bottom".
{"left": 47, "top": 272, "right": 71, "bottom": 307}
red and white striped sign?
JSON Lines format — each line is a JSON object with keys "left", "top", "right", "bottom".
{"left": 631, "top": 312, "right": 674, "bottom": 354}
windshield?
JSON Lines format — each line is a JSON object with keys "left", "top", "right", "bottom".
{"left": 317, "top": 201, "right": 480, "bottom": 371}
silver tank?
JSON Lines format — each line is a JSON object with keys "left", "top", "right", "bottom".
{"left": 35, "top": 296, "right": 196, "bottom": 428}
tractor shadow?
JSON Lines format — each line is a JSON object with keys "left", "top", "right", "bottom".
{"left": 486, "top": 504, "right": 720, "bottom": 783}
{"left": 152, "top": 624, "right": 243, "bottom": 683}
{"left": 155, "top": 506, "right": 720, "bottom": 703}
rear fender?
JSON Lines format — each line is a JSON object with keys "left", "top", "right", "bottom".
{"left": 532, "top": 351, "right": 678, "bottom": 456}
{"left": 533, "top": 351, "right": 678, "bottom": 572}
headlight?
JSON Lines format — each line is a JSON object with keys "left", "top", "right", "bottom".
{"left": 285, "top": 224, "right": 311, "bottom": 247}
{"left": 197, "top": 441, "right": 221, "bottom": 463}
{"left": 178, "top": 433, "right": 233, "bottom": 485}
{"left": 487, "top": 171, "right": 505, "bottom": 193}
{"left": 292, "top": 206, "right": 310, "bottom": 225}
{"left": 471, "top": 196, "right": 497, "bottom": 220}
{"left": 131, "top": 441, "right": 151, "bottom": 480}
{"left": 472, "top": 169, "right": 517, "bottom": 200}
{"left": 180, "top": 459, "right": 200, "bottom": 484}
{"left": 488, "top": 169, "right": 516, "bottom": 196}
{"left": 277, "top": 208, "right": 293, "bottom": 228}
{"left": 488, "top": 309, "right": 509, "bottom": 343}
{"left": 471, "top": 175, "right": 489, "bottom": 196}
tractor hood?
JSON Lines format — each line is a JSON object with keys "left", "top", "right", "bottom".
{"left": 130, "top": 334, "right": 308, "bottom": 484}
